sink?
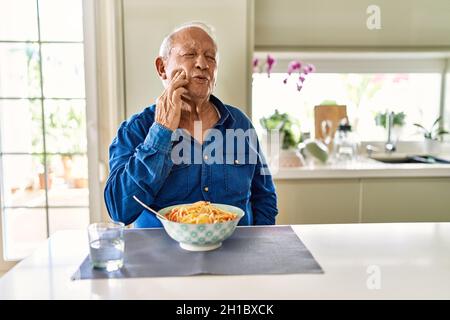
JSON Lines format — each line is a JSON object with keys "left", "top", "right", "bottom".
{"left": 370, "top": 154, "right": 450, "bottom": 164}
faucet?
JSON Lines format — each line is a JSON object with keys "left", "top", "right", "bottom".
{"left": 385, "top": 111, "right": 396, "bottom": 153}
{"left": 366, "top": 144, "right": 379, "bottom": 157}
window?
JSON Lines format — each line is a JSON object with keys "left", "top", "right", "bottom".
{"left": 252, "top": 53, "right": 447, "bottom": 142}
{"left": 0, "top": 0, "right": 89, "bottom": 260}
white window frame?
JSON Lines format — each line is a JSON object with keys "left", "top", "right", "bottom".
{"left": 253, "top": 50, "right": 450, "bottom": 140}
{"left": 0, "top": 0, "right": 109, "bottom": 267}
{"left": 82, "top": 0, "right": 126, "bottom": 224}
{"left": 82, "top": 0, "right": 101, "bottom": 223}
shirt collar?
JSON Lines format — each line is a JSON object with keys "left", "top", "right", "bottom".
{"left": 209, "top": 94, "right": 235, "bottom": 127}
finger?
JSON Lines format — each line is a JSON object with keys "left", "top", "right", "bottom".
{"left": 172, "top": 87, "right": 188, "bottom": 106}
{"left": 169, "top": 69, "right": 183, "bottom": 82}
{"left": 170, "top": 70, "right": 188, "bottom": 85}
{"left": 181, "top": 93, "right": 192, "bottom": 101}
{"left": 171, "top": 78, "right": 189, "bottom": 90}
{"left": 156, "top": 90, "right": 167, "bottom": 106}
{"left": 165, "top": 71, "right": 182, "bottom": 98}
{"left": 178, "top": 69, "right": 187, "bottom": 79}
{"left": 155, "top": 95, "right": 166, "bottom": 116}
{"left": 172, "top": 87, "right": 187, "bottom": 102}
{"left": 168, "top": 78, "right": 188, "bottom": 100}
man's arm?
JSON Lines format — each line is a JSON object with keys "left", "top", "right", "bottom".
{"left": 105, "top": 69, "right": 189, "bottom": 225}
{"left": 104, "top": 121, "right": 173, "bottom": 225}
{"left": 250, "top": 145, "right": 278, "bottom": 225}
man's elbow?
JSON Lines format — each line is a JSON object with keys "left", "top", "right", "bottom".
{"left": 104, "top": 179, "right": 140, "bottom": 226}
{"left": 104, "top": 182, "right": 125, "bottom": 224}
{"left": 254, "top": 215, "right": 276, "bottom": 226}
{"left": 251, "top": 194, "right": 278, "bottom": 225}
{"left": 104, "top": 184, "right": 118, "bottom": 221}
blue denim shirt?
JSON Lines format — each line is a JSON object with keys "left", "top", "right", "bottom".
{"left": 104, "top": 95, "right": 278, "bottom": 228}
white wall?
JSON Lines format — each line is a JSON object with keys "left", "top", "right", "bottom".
{"left": 255, "top": 0, "right": 450, "bottom": 49}
{"left": 122, "top": 0, "right": 253, "bottom": 118}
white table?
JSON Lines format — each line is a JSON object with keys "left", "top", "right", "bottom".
{"left": 1, "top": 223, "right": 450, "bottom": 299}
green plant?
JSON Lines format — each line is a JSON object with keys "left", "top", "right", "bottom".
{"left": 260, "top": 109, "right": 302, "bottom": 149}
{"left": 375, "top": 111, "right": 406, "bottom": 128}
{"left": 35, "top": 154, "right": 51, "bottom": 174}
{"left": 413, "top": 116, "right": 449, "bottom": 141}
{"left": 319, "top": 100, "right": 338, "bottom": 106}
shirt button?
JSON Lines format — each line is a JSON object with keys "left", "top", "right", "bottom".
{"left": 204, "top": 155, "right": 208, "bottom": 161}
{"left": 204, "top": 186, "right": 209, "bottom": 192}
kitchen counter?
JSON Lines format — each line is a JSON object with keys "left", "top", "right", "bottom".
{"left": 273, "top": 156, "right": 450, "bottom": 179}
{"left": 1, "top": 222, "right": 450, "bottom": 299}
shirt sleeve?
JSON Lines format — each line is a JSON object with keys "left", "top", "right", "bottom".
{"left": 250, "top": 139, "right": 278, "bottom": 225}
{"left": 104, "top": 121, "right": 174, "bottom": 225}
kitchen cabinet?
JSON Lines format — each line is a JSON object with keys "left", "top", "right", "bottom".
{"left": 274, "top": 177, "right": 450, "bottom": 224}
{"left": 274, "top": 179, "right": 360, "bottom": 225}
{"left": 361, "top": 178, "right": 450, "bottom": 223}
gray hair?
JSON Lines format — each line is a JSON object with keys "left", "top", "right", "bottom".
{"left": 158, "top": 21, "right": 219, "bottom": 60}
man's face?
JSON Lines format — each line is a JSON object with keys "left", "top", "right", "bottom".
{"left": 163, "top": 27, "right": 218, "bottom": 101}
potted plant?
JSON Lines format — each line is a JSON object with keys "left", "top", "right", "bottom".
{"left": 374, "top": 111, "right": 406, "bottom": 141}
{"left": 260, "top": 109, "right": 304, "bottom": 167}
{"left": 413, "top": 116, "right": 449, "bottom": 154}
{"left": 254, "top": 56, "right": 315, "bottom": 167}
{"left": 375, "top": 111, "right": 406, "bottom": 128}
{"left": 29, "top": 107, "right": 54, "bottom": 190}
{"left": 46, "top": 103, "right": 87, "bottom": 188}
{"left": 36, "top": 155, "right": 54, "bottom": 190}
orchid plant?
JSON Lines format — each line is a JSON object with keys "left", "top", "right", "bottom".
{"left": 283, "top": 60, "right": 315, "bottom": 92}
{"left": 253, "top": 54, "right": 276, "bottom": 77}
{"left": 413, "top": 116, "right": 449, "bottom": 141}
{"left": 253, "top": 55, "right": 315, "bottom": 92}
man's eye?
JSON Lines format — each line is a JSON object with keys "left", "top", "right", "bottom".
{"left": 183, "top": 53, "right": 195, "bottom": 57}
{"left": 207, "top": 56, "right": 216, "bottom": 61}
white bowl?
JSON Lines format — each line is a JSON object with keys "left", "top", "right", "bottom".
{"left": 157, "top": 203, "right": 244, "bottom": 251}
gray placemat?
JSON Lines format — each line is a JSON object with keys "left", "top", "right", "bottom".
{"left": 72, "top": 226, "right": 323, "bottom": 280}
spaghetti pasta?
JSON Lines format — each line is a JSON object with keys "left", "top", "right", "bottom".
{"left": 166, "top": 201, "right": 238, "bottom": 224}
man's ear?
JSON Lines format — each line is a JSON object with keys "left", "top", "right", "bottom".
{"left": 155, "top": 57, "right": 167, "bottom": 80}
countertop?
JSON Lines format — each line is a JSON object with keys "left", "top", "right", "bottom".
{"left": 273, "top": 155, "right": 450, "bottom": 179}
{"left": 1, "top": 222, "right": 450, "bottom": 299}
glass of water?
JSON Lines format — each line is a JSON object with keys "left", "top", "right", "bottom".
{"left": 88, "top": 221, "right": 125, "bottom": 271}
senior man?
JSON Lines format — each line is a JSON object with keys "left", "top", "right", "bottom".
{"left": 104, "top": 22, "right": 278, "bottom": 228}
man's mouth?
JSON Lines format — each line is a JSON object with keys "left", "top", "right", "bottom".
{"left": 192, "top": 75, "right": 209, "bottom": 82}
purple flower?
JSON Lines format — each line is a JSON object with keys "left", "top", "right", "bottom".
{"left": 287, "top": 60, "right": 302, "bottom": 75}
{"left": 392, "top": 74, "right": 409, "bottom": 83}
{"left": 282, "top": 60, "right": 314, "bottom": 92}
{"left": 252, "top": 58, "right": 259, "bottom": 72}
{"left": 267, "top": 54, "right": 275, "bottom": 68}
{"left": 266, "top": 54, "right": 276, "bottom": 77}
{"left": 306, "top": 64, "right": 315, "bottom": 73}
{"left": 372, "top": 74, "right": 385, "bottom": 84}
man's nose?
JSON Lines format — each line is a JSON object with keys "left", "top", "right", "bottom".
{"left": 195, "top": 55, "right": 209, "bottom": 70}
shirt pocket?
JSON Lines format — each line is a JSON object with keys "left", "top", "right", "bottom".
{"left": 224, "top": 158, "right": 255, "bottom": 198}
{"left": 155, "top": 163, "right": 191, "bottom": 201}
